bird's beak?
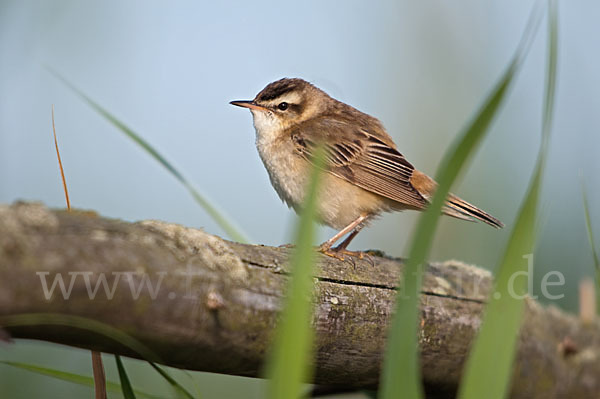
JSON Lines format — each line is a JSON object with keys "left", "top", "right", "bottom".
{"left": 229, "top": 100, "right": 268, "bottom": 111}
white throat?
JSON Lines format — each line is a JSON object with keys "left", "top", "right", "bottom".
{"left": 251, "top": 109, "right": 283, "bottom": 150}
{"left": 249, "top": 109, "right": 306, "bottom": 210}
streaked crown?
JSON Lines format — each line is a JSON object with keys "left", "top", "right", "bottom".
{"left": 252, "top": 78, "right": 330, "bottom": 125}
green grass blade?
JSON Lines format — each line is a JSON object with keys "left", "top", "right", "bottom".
{"left": 582, "top": 187, "right": 600, "bottom": 271}
{"left": 178, "top": 370, "right": 204, "bottom": 399}
{"left": 458, "top": 2, "right": 558, "bottom": 398}
{"left": 46, "top": 69, "right": 249, "bottom": 244}
{"left": 0, "top": 360, "right": 162, "bottom": 399}
{"left": 581, "top": 183, "right": 600, "bottom": 311}
{"left": 379, "top": 4, "right": 545, "bottom": 398}
{"left": 540, "top": 2, "right": 558, "bottom": 158}
{"left": 115, "top": 355, "right": 137, "bottom": 399}
{"left": 264, "top": 148, "right": 324, "bottom": 399}
{"left": 149, "top": 362, "right": 197, "bottom": 399}
{"left": 0, "top": 313, "right": 160, "bottom": 363}
{"left": 457, "top": 168, "right": 543, "bottom": 399}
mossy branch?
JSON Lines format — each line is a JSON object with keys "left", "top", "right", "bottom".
{"left": 0, "top": 202, "right": 599, "bottom": 398}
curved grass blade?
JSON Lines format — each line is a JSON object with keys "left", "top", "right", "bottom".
{"left": 458, "top": 168, "right": 541, "bottom": 399}
{"left": 54, "top": 104, "right": 109, "bottom": 397}
{"left": 0, "top": 360, "right": 162, "bottom": 399}
{"left": 582, "top": 182, "right": 600, "bottom": 311}
{"left": 149, "top": 362, "right": 197, "bottom": 399}
{"left": 0, "top": 313, "right": 160, "bottom": 364}
{"left": 179, "top": 369, "right": 203, "bottom": 399}
{"left": 46, "top": 68, "right": 249, "bottom": 244}
{"left": 458, "top": 1, "right": 558, "bottom": 398}
{"left": 4, "top": 317, "right": 199, "bottom": 399}
{"left": 264, "top": 148, "right": 325, "bottom": 399}
{"left": 379, "top": 3, "right": 546, "bottom": 398}
{"left": 52, "top": 104, "right": 71, "bottom": 210}
{"left": 582, "top": 185, "right": 600, "bottom": 272}
{"left": 116, "top": 355, "right": 137, "bottom": 399}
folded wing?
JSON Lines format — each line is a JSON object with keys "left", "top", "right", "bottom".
{"left": 290, "top": 117, "right": 428, "bottom": 209}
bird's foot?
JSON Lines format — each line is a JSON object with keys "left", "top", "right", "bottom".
{"left": 318, "top": 245, "right": 370, "bottom": 264}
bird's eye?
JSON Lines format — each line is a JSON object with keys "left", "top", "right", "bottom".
{"left": 277, "top": 102, "right": 289, "bottom": 111}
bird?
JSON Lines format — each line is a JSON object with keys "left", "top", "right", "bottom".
{"left": 230, "top": 78, "right": 503, "bottom": 260}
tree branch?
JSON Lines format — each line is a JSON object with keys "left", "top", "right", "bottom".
{"left": 0, "top": 202, "right": 599, "bottom": 398}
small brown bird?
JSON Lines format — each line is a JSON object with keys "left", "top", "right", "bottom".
{"left": 231, "top": 78, "right": 503, "bottom": 259}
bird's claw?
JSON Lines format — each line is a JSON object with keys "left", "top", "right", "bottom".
{"left": 319, "top": 246, "right": 369, "bottom": 264}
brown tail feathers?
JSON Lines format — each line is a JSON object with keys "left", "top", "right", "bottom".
{"left": 444, "top": 195, "right": 504, "bottom": 228}
{"left": 410, "top": 170, "right": 504, "bottom": 228}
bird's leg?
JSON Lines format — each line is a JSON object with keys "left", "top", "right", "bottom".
{"left": 319, "top": 214, "right": 367, "bottom": 252}
{"left": 331, "top": 224, "right": 370, "bottom": 261}
{"left": 335, "top": 229, "right": 360, "bottom": 251}
{"left": 319, "top": 214, "right": 368, "bottom": 260}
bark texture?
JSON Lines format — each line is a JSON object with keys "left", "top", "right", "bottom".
{"left": 0, "top": 202, "right": 599, "bottom": 398}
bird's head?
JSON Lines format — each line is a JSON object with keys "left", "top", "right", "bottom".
{"left": 230, "top": 78, "right": 330, "bottom": 133}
